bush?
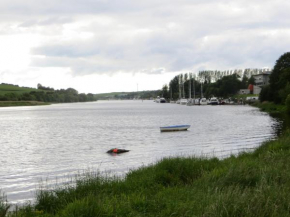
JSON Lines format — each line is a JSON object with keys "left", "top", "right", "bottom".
{"left": 259, "top": 85, "right": 272, "bottom": 102}
{"left": 286, "top": 94, "right": 290, "bottom": 114}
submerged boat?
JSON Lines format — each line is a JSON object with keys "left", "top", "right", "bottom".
{"left": 107, "top": 148, "right": 130, "bottom": 154}
{"left": 160, "top": 125, "right": 190, "bottom": 132}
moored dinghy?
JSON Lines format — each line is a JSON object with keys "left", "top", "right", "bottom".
{"left": 160, "top": 125, "right": 190, "bottom": 132}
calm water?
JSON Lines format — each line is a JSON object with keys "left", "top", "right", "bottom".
{"left": 0, "top": 100, "right": 279, "bottom": 204}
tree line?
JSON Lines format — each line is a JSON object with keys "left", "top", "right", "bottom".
{"left": 0, "top": 84, "right": 97, "bottom": 102}
{"left": 160, "top": 73, "right": 255, "bottom": 100}
{"left": 259, "top": 52, "right": 290, "bottom": 104}
{"left": 258, "top": 52, "right": 290, "bottom": 113}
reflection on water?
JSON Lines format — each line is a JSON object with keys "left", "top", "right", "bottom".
{"left": 270, "top": 112, "right": 290, "bottom": 135}
{"left": 0, "top": 101, "right": 279, "bottom": 204}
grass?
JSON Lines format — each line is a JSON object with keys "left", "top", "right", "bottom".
{"left": 0, "top": 84, "right": 40, "bottom": 95}
{"left": 0, "top": 101, "right": 50, "bottom": 107}
{"left": 3, "top": 129, "right": 290, "bottom": 216}
{"left": 252, "top": 101, "right": 287, "bottom": 114}
{"left": 0, "top": 192, "right": 10, "bottom": 217}
{"left": 232, "top": 94, "right": 259, "bottom": 100}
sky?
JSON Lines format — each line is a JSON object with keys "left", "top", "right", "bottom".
{"left": 0, "top": 0, "right": 289, "bottom": 93}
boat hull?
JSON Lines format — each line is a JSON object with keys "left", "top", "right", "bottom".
{"left": 160, "top": 125, "right": 190, "bottom": 132}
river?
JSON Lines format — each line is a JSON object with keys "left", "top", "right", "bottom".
{"left": 0, "top": 100, "right": 279, "bottom": 204}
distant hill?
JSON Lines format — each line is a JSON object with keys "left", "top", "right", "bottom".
{"left": 94, "top": 90, "right": 160, "bottom": 100}
{"left": 0, "top": 83, "right": 41, "bottom": 95}
{"left": 0, "top": 83, "right": 96, "bottom": 103}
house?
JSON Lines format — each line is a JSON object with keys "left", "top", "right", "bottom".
{"left": 239, "top": 89, "right": 250, "bottom": 94}
{"left": 253, "top": 71, "right": 271, "bottom": 87}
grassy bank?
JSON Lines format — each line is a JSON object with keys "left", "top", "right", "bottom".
{"left": 232, "top": 94, "right": 259, "bottom": 100}
{"left": 252, "top": 101, "right": 287, "bottom": 114}
{"left": 1, "top": 128, "right": 289, "bottom": 216}
{"left": 0, "top": 101, "right": 50, "bottom": 107}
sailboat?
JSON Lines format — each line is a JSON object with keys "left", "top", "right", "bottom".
{"left": 200, "top": 81, "right": 207, "bottom": 105}
{"left": 187, "top": 74, "right": 193, "bottom": 106}
{"left": 169, "top": 86, "right": 175, "bottom": 103}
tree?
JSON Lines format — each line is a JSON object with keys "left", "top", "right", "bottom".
{"left": 259, "top": 85, "right": 272, "bottom": 102}
{"left": 248, "top": 76, "right": 255, "bottom": 85}
{"left": 279, "top": 82, "right": 290, "bottom": 103}
{"left": 286, "top": 94, "right": 290, "bottom": 114}
{"left": 169, "top": 75, "right": 179, "bottom": 99}
{"left": 161, "top": 84, "right": 169, "bottom": 99}
{"left": 241, "top": 75, "right": 249, "bottom": 89}
{"left": 269, "top": 52, "right": 290, "bottom": 103}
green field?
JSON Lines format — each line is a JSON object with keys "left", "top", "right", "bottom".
{"left": 0, "top": 84, "right": 40, "bottom": 95}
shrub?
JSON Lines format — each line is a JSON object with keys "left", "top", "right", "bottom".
{"left": 286, "top": 94, "right": 290, "bottom": 114}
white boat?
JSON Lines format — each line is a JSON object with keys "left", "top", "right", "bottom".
{"left": 180, "top": 98, "right": 188, "bottom": 105}
{"left": 200, "top": 98, "right": 208, "bottom": 105}
{"left": 208, "top": 97, "right": 219, "bottom": 105}
{"left": 160, "top": 125, "right": 190, "bottom": 132}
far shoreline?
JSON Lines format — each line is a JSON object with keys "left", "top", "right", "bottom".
{"left": 0, "top": 101, "right": 50, "bottom": 107}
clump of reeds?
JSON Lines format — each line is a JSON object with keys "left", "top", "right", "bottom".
{"left": 0, "top": 191, "right": 10, "bottom": 217}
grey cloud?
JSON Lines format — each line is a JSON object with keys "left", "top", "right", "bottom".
{"left": 2, "top": 0, "right": 289, "bottom": 76}
{"left": 19, "top": 16, "right": 73, "bottom": 27}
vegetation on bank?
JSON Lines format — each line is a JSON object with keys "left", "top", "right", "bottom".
{"left": 0, "top": 83, "right": 97, "bottom": 103}
{"left": 252, "top": 101, "right": 286, "bottom": 114}
{"left": 259, "top": 52, "right": 290, "bottom": 107}
{"left": 1, "top": 128, "right": 289, "bottom": 216}
{"left": 94, "top": 90, "right": 160, "bottom": 100}
{"left": 0, "top": 101, "right": 50, "bottom": 107}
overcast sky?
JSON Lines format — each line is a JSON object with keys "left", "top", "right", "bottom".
{"left": 0, "top": 0, "right": 289, "bottom": 93}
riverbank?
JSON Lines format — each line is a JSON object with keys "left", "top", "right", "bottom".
{"left": 252, "top": 101, "right": 287, "bottom": 114}
{"left": 0, "top": 101, "right": 50, "bottom": 107}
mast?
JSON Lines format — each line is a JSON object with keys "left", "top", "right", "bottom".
{"left": 182, "top": 81, "right": 185, "bottom": 98}
{"left": 201, "top": 81, "right": 203, "bottom": 98}
{"left": 179, "top": 74, "right": 182, "bottom": 99}
{"left": 193, "top": 78, "right": 195, "bottom": 100}
{"left": 188, "top": 73, "right": 191, "bottom": 99}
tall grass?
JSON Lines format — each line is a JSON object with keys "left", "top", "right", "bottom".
{"left": 7, "top": 129, "right": 290, "bottom": 216}
{"left": 0, "top": 191, "right": 10, "bottom": 217}
{"left": 252, "top": 101, "right": 286, "bottom": 114}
